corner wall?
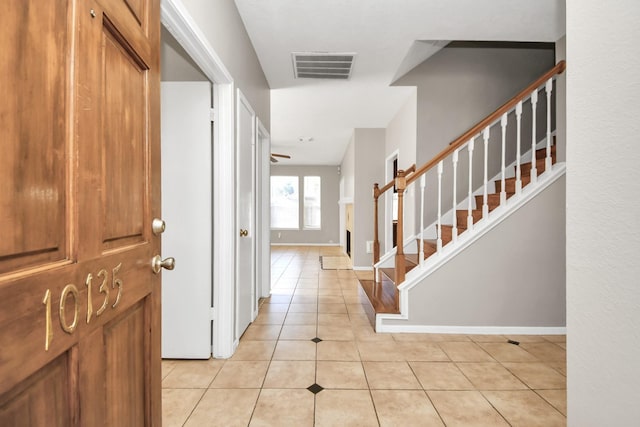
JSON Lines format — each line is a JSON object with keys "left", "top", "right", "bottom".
{"left": 566, "top": 0, "right": 640, "bottom": 424}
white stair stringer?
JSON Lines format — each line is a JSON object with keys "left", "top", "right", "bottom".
{"left": 376, "top": 162, "right": 566, "bottom": 335}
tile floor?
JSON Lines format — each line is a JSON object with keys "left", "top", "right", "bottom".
{"left": 162, "top": 246, "right": 566, "bottom": 426}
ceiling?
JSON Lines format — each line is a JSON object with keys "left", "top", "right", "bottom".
{"left": 234, "top": 0, "right": 565, "bottom": 165}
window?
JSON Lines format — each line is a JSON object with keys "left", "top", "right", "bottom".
{"left": 270, "top": 176, "right": 299, "bottom": 229}
{"left": 303, "top": 176, "right": 321, "bottom": 229}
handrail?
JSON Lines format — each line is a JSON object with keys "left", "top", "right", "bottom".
{"left": 373, "top": 163, "right": 416, "bottom": 200}
{"left": 407, "top": 60, "right": 565, "bottom": 186}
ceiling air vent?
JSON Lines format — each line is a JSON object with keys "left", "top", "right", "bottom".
{"left": 292, "top": 52, "right": 356, "bottom": 80}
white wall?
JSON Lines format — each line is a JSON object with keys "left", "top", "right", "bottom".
{"left": 566, "top": 1, "right": 640, "bottom": 425}
{"left": 270, "top": 165, "right": 340, "bottom": 245}
{"left": 385, "top": 91, "right": 418, "bottom": 248}
{"left": 181, "top": 0, "right": 270, "bottom": 127}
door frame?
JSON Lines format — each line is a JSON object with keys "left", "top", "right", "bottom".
{"left": 161, "top": 0, "right": 236, "bottom": 358}
{"left": 385, "top": 150, "right": 399, "bottom": 252}
{"left": 256, "top": 119, "right": 271, "bottom": 300}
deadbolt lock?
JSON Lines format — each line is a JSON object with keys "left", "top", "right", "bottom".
{"left": 152, "top": 218, "right": 166, "bottom": 235}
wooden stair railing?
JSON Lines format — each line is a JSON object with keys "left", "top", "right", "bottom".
{"left": 371, "top": 61, "right": 566, "bottom": 308}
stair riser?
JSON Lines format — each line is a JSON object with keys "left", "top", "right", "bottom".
{"left": 535, "top": 144, "right": 556, "bottom": 160}
{"left": 474, "top": 195, "right": 502, "bottom": 212}
{"left": 455, "top": 210, "right": 482, "bottom": 226}
{"left": 495, "top": 175, "right": 531, "bottom": 193}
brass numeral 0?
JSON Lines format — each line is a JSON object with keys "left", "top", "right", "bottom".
{"left": 59, "top": 284, "right": 79, "bottom": 334}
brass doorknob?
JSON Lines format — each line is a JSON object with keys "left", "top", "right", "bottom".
{"left": 240, "top": 229, "right": 248, "bottom": 237}
{"left": 152, "top": 255, "right": 175, "bottom": 274}
{"left": 152, "top": 218, "right": 166, "bottom": 235}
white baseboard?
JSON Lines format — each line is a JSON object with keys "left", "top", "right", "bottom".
{"left": 270, "top": 243, "right": 340, "bottom": 247}
{"left": 375, "top": 322, "right": 566, "bottom": 335}
{"left": 353, "top": 266, "right": 374, "bottom": 271}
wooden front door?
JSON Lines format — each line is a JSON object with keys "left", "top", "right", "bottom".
{"left": 0, "top": 0, "right": 162, "bottom": 425}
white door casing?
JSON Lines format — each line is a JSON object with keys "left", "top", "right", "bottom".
{"left": 160, "top": 81, "right": 212, "bottom": 358}
{"left": 236, "top": 89, "right": 257, "bottom": 339}
{"left": 256, "top": 119, "right": 271, "bottom": 300}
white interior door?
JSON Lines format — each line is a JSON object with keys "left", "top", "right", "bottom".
{"left": 161, "top": 81, "right": 212, "bottom": 358}
{"left": 236, "top": 90, "right": 257, "bottom": 338}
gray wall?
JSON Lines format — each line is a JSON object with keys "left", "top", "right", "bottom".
{"left": 567, "top": 0, "right": 640, "bottom": 424}
{"left": 394, "top": 43, "right": 556, "bottom": 233}
{"left": 384, "top": 175, "right": 566, "bottom": 328}
{"left": 181, "top": 0, "right": 270, "bottom": 129}
{"left": 270, "top": 165, "right": 340, "bottom": 244}
{"left": 161, "top": 26, "right": 208, "bottom": 82}
{"left": 353, "top": 129, "right": 386, "bottom": 268}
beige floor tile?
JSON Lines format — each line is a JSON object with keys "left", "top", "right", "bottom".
{"left": 483, "top": 390, "right": 566, "bottom": 426}
{"left": 185, "top": 388, "right": 259, "bottom": 427}
{"left": 250, "top": 389, "right": 314, "bottom": 426}
{"left": 547, "top": 361, "right": 567, "bottom": 376}
{"left": 315, "top": 390, "right": 378, "bottom": 427}
{"left": 438, "top": 342, "right": 496, "bottom": 362}
{"left": 410, "top": 362, "right": 475, "bottom": 390}
{"left": 519, "top": 342, "right": 566, "bottom": 361}
{"left": 346, "top": 303, "right": 368, "bottom": 314}
{"left": 317, "top": 324, "right": 355, "bottom": 341}
{"left": 391, "top": 333, "right": 433, "bottom": 342}
{"left": 258, "top": 303, "right": 289, "bottom": 313}
{"left": 296, "top": 280, "right": 319, "bottom": 289}
{"left": 478, "top": 342, "right": 540, "bottom": 362}
{"left": 357, "top": 341, "right": 404, "bottom": 361}
{"left": 265, "top": 295, "right": 292, "bottom": 304}
{"left": 363, "top": 362, "right": 421, "bottom": 389}
{"left": 316, "top": 341, "right": 361, "bottom": 361}
{"left": 542, "top": 334, "right": 566, "bottom": 343}
{"left": 318, "top": 302, "right": 348, "bottom": 314}
{"left": 536, "top": 389, "right": 567, "bottom": 415}
{"left": 316, "top": 361, "right": 368, "bottom": 389}
{"left": 428, "top": 390, "right": 509, "bottom": 426}
{"left": 556, "top": 342, "right": 567, "bottom": 349}
{"left": 291, "top": 295, "right": 319, "bottom": 304}
{"left": 263, "top": 361, "right": 316, "bottom": 389}
{"left": 318, "top": 313, "right": 350, "bottom": 325}
{"left": 272, "top": 340, "right": 317, "bottom": 360}
{"left": 241, "top": 324, "right": 282, "bottom": 341}
{"left": 279, "top": 325, "right": 318, "bottom": 340}
{"left": 456, "top": 362, "right": 528, "bottom": 390}
{"left": 319, "top": 295, "right": 345, "bottom": 304}
{"left": 288, "top": 303, "right": 317, "bottom": 313}
{"left": 284, "top": 312, "right": 318, "bottom": 325}
{"left": 371, "top": 390, "right": 445, "bottom": 427}
{"left": 231, "top": 340, "right": 277, "bottom": 361}
{"left": 353, "top": 326, "right": 395, "bottom": 342}
{"left": 468, "top": 334, "right": 507, "bottom": 343}
{"left": 503, "top": 362, "right": 567, "bottom": 389}
{"left": 162, "top": 360, "right": 177, "bottom": 379}
{"left": 349, "top": 313, "right": 373, "bottom": 326}
{"left": 253, "top": 311, "right": 286, "bottom": 325}
{"left": 162, "top": 359, "right": 225, "bottom": 388}
{"left": 294, "top": 288, "right": 318, "bottom": 296}
{"left": 162, "top": 388, "right": 205, "bottom": 427}
{"left": 209, "top": 361, "right": 269, "bottom": 388}
{"left": 428, "top": 334, "right": 472, "bottom": 342}
{"left": 397, "top": 342, "right": 450, "bottom": 361}
{"left": 318, "top": 287, "right": 343, "bottom": 296}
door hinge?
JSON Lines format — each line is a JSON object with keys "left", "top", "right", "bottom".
{"left": 210, "top": 306, "right": 216, "bottom": 321}
{"left": 210, "top": 108, "right": 216, "bottom": 122}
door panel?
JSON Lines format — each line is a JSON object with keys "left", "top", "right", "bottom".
{"left": 236, "top": 92, "right": 256, "bottom": 338}
{"left": 0, "top": 0, "right": 161, "bottom": 424}
{"left": 0, "top": 0, "right": 69, "bottom": 274}
{"left": 160, "top": 82, "right": 212, "bottom": 358}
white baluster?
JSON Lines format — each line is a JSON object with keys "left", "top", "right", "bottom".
{"left": 515, "top": 101, "right": 523, "bottom": 194}
{"left": 482, "top": 127, "right": 489, "bottom": 218}
{"left": 437, "top": 160, "right": 443, "bottom": 253}
{"left": 467, "top": 138, "right": 475, "bottom": 230}
{"left": 545, "top": 78, "right": 553, "bottom": 172}
{"left": 500, "top": 113, "right": 507, "bottom": 205}
{"left": 419, "top": 174, "right": 425, "bottom": 266}
{"left": 530, "top": 89, "right": 539, "bottom": 184}
{"left": 452, "top": 149, "right": 459, "bottom": 244}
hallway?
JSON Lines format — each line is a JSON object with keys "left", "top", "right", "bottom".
{"left": 162, "top": 246, "right": 566, "bottom": 426}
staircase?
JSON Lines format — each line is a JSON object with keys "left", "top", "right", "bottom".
{"left": 363, "top": 61, "right": 567, "bottom": 330}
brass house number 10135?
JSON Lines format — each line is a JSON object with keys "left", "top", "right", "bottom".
{"left": 41, "top": 263, "right": 123, "bottom": 351}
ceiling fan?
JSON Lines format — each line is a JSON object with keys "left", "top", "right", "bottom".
{"left": 270, "top": 153, "right": 291, "bottom": 163}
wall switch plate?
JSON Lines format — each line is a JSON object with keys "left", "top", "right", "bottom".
{"left": 366, "top": 241, "right": 373, "bottom": 253}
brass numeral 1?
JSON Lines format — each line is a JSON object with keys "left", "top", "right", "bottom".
{"left": 42, "top": 289, "right": 53, "bottom": 351}
{"left": 85, "top": 273, "right": 94, "bottom": 324}
{"left": 59, "top": 284, "right": 79, "bottom": 334}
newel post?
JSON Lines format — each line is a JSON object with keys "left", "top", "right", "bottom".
{"left": 373, "top": 183, "right": 381, "bottom": 265}
{"left": 395, "top": 170, "right": 407, "bottom": 286}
